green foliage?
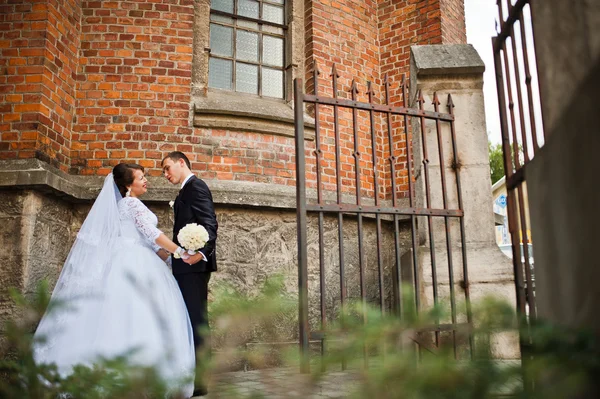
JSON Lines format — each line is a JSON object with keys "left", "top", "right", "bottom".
{"left": 489, "top": 141, "right": 505, "bottom": 184}
{"left": 0, "top": 282, "right": 177, "bottom": 399}
{"left": 2, "top": 277, "right": 600, "bottom": 398}
{"left": 489, "top": 140, "right": 525, "bottom": 185}
{"left": 208, "top": 275, "right": 298, "bottom": 371}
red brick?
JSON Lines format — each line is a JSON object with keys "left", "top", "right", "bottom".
{"left": 1, "top": 0, "right": 463, "bottom": 192}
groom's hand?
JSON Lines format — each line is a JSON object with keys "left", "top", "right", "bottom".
{"left": 182, "top": 252, "right": 204, "bottom": 265}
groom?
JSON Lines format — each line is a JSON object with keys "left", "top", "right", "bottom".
{"left": 162, "top": 151, "right": 218, "bottom": 397}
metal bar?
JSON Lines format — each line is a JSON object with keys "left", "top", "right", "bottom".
{"left": 401, "top": 76, "right": 419, "bottom": 323}
{"left": 385, "top": 75, "right": 406, "bottom": 316}
{"left": 499, "top": 29, "right": 523, "bottom": 173}
{"left": 508, "top": 23, "right": 530, "bottom": 163}
{"left": 210, "top": 9, "right": 288, "bottom": 30}
{"left": 360, "top": 82, "right": 385, "bottom": 313}
{"left": 312, "top": 67, "right": 327, "bottom": 371}
{"left": 433, "top": 93, "right": 457, "bottom": 356}
{"left": 506, "top": 167, "right": 525, "bottom": 190}
{"left": 518, "top": 11, "right": 540, "bottom": 153}
{"left": 447, "top": 94, "right": 474, "bottom": 359}
{"left": 306, "top": 204, "right": 464, "bottom": 217}
{"left": 369, "top": 82, "right": 387, "bottom": 365}
{"left": 368, "top": 82, "right": 385, "bottom": 314}
{"left": 497, "top": 2, "right": 534, "bottom": 320}
{"left": 331, "top": 64, "right": 346, "bottom": 371}
{"left": 417, "top": 90, "right": 439, "bottom": 347}
{"left": 351, "top": 80, "right": 369, "bottom": 368}
{"left": 309, "top": 322, "right": 471, "bottom": 340}
{"left": 294, "top": 78, "right": 310, "bottom": 373}
{"left": 351, "top": 80, "right": 367, "bottom": 309}
{"left": 525, "top": 1, "right": 547, "bottom": 140}
{"left": 496, "top": 0, "right": 545, "bottom": 145}
{"left": 516, "top": 184, "right": 536, "bottom": 321}
{"left": 368, "top": 81, "right": 380, "bottom": 208}
{"left": 493, "top": 36, "right": 532, "bottom": 394}
{"left": 492, "top": 36, "right": 527, "bottom": 316}
{"left": 493, "top": 0, "right": 528, "bottom": 53}
{"left": 303, "top": 94, "right": 454, "bottom": 121}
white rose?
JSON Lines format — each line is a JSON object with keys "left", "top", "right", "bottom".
{"left": 169, "top": 200, "right": 175, "bottom": 208}
{"left": 177, "top": 223, "right": 209, "bottom": 252}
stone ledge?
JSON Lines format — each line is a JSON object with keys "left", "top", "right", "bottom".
{"left": 411, "top": 44, "right": 485, "bottom": 76}
{"left": 0, "top": 159, "right": 409, "bottom": 213}
{"left": 0, "top": 159, "right": 103, "bottom": 201}
{"left": 194, "top": 91, "right": 315, "bottom": 139}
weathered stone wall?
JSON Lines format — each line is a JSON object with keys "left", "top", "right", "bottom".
{"left": 157, "top": 204, "right": 413, "bottom": 339}
{"left": 0, "top": 188, "right": 411, "bottom": 344}
{"left": 0, "top": 190, "right": 75, "bottom": 327}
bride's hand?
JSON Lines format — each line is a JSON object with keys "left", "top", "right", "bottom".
{"left": 156, "top": 249, "right": 170, "bottom": 262}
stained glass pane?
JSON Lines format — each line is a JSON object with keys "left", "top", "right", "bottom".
{"left": 263, "top": 35, "right": 283, "bottom": 67}
{"left": 236, "top": 30, "right": 259, "bottom": 62}
{"left": 262, "top": 67, "right": 283, "bottom": 98}
{"left": 263, "top": 4, "right": 284, "bottom": 25}
{"left": 209, "top": 58, "right": 233, "bottom": 90}
{"left": 238, "top": 0, "right": 259, "bottom": 19}
{"left": 210, "top": 24, "right": 233, "bottom": 57}
{"left": 211, "top": 0, "right": 234, "bottom": 13}
{"left": 236, "top": 63, "right": 258, "bottom": 94}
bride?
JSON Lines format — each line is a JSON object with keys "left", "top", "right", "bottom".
{"left": 33, "top": 163, "right": 195, "bottom": 397}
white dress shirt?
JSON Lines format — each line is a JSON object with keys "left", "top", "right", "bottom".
{"left": 181, "top": 173, "right": 194, "bottom": 189}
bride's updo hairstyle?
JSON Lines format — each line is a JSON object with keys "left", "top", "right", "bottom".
{"left": 113, "top": 163, "right": 144, "bottom": 198}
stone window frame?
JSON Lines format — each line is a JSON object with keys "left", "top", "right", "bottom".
{"left": 192, "top": 0, "right": 313, "bottom": 138}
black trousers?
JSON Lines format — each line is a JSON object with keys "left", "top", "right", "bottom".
{"left": 174, "top": 272, "right": 211, "bottom": 364}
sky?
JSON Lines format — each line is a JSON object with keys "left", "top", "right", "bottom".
{"left": 464, "top": 0, "right": 502, "bottom": 144}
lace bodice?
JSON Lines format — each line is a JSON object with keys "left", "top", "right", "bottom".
{"left": 118, "top": 197, "right": 162, "bottom": 251}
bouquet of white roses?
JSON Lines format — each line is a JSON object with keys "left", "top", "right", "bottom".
{"left": 174, "top": 223, "right": 209, "bottom": 258}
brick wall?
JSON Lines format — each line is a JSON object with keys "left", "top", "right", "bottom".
{"left": 70, "top": 0, "right": 298, "bottom": 184}
{"left": 72, "top": 0, "right": 195, "bottom": 176}
{"left": 1, "top": 0, "right": 467, "bottom": 194}
{"left": 304, "top": 0, "right": 382, "bottom": 198}
{"left": 303, "top": 0, "right": 467, "bottom": 200}
{"left": 376, "top": 0, "right": 466, "bottom": 199}
{"left": 441, "top": 0, "right": 466, "bottom": 44}
{"left": 0, "top": 0, "right": 80, "bottom": 171}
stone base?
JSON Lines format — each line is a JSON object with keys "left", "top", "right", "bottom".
{"left": 409, "top": 244, "right": 519, "bottom": 359}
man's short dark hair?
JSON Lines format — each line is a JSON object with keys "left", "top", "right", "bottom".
{"left": 162, "top": 151, "right": 191, "bottom": 169}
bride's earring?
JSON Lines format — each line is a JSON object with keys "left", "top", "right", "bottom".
{"left": 126, "top": 188, "right": 131, "bottom": 197}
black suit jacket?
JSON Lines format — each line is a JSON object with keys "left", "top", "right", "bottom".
{"left": 172, "top": 175, "right": 218, "bottom": 274}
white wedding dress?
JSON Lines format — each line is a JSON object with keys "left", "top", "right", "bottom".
{"left": 33, "top": 176, "right": 194, "bottom": 397}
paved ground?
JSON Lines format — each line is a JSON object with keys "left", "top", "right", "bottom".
{"left": 199, "top": 360, "right": 522, "bottom": 398}
{"left": 201, "top": 367, "right": 359, "bottom": 398}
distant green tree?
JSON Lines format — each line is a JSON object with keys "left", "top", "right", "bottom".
{"left": 488, "top": 141, "right": 505, "bottom": 184}
{"left": 489, "top": 140, "right": 525, "bottom": 185}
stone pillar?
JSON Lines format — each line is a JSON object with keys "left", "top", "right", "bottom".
{"left": 407, "top": 44, "right": 518, "bottom": 358}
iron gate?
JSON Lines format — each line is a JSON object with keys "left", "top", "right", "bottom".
{"left": 493, "top": 0, "right": 543, "bottom": 342}
{"left": 294, "top": 67, "right": 473, "bottom": 371}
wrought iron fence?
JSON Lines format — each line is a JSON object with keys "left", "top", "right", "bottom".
{"left": 492, "top": 0, "right": 543, "bottom": 327}
{"left": 493, "top": 2, "right": 545, "bottom": 390}
{"left": 294, "top": 65, "right": 473, "bottom": 372}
